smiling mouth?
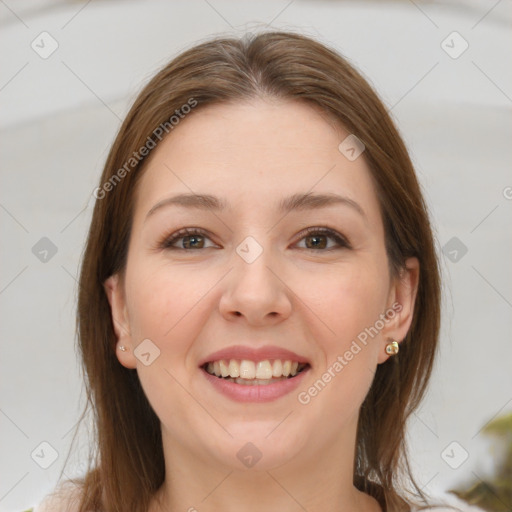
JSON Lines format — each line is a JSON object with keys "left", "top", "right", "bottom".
{"left": 201, "top": 359, "right": 310, "bottom": 386}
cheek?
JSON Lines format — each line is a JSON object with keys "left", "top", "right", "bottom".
{"left": 301, "top": 258, "right": 389, "bottom": 346}
{"left": 125, "top": 259, "right": 209, "bottom": 341}
{"left": 123, "top": 264, "right": 209, "bottom": 426}
{"left": 296, "top": 261, "right": 388, "bottom": 422}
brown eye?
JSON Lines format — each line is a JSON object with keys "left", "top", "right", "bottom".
{"left": 304, "top": 234, "right": 328, "bottom": 249}
{"left": 296, "top": 227, "right": 351, "bottom": 251}
{"left": 181, "top": 234, "right": 205, "bottom": 249}
{"left": 158, "top": 226, "right": 351, "bottom": 252}
{"left": 160, "top": 228, "right": 215, "bottom": 250}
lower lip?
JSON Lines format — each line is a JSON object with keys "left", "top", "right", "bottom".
{"left": 200, "top": 366, "right": 311, "bottom": 403}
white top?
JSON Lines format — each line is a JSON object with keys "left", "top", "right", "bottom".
{"left": 32, "top": 484, "right": 485, "bottom": 512}
{"left": 33, "top": 483, "right": 82, "bottom": 512}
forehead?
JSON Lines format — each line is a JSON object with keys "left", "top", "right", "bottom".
{"left": 133, "top": 99, "right": 379, "bottom": 222}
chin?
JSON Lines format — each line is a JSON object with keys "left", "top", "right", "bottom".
{"left": 201, "top": 421, "right": 308, "bottom": 471}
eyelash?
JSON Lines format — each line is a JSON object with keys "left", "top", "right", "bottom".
{"left": 158, "top": 226, "right": 351, "bottom": 252}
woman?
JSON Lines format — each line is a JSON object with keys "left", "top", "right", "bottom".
{"left": 33, "top": 30, "right": 449, "bottom": 512}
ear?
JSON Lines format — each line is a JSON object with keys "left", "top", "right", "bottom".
{"left": 103, "top": 273, "right": 137, "bottom": 369}
{"left": 378, "top": 257, "right": 420, "bottom": 364}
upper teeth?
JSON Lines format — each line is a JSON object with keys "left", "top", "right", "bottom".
{"left": 205, "top": 359, "right": 305, "bottom": 379}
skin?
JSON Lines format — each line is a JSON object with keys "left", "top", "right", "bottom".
{"left": 104, "top": 98, "right": 419, "bottom": 512}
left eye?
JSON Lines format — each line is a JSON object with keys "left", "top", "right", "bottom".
{"left": 295, "top": 227, "right": 350, "bottom": 251}
{"left": 159, "top": 227, "right": 350, "bottom": 251}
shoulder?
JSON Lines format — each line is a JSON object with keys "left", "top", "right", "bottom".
{"left": 410, "top": 492, "right": 487, "bottom": 512}
{"left": 33, "top": 482, "right": 83, "bottom": 512}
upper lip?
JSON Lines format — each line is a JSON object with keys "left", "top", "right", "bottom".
{"left": 198, "top": 345, "right": 311, "bottom": 367}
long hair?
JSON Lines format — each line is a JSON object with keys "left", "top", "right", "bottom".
{"left": 54, "top": 30, "right": 441, "bottom": 512}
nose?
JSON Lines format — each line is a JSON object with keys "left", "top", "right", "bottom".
{"left": 218, "top": 238, "right": 292, "bottom": 326}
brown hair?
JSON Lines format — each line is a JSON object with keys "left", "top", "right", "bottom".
{"left": 56, "top": 30, "right": 441, "bottom": 512}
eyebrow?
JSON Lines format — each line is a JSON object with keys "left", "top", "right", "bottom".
{"left": 145, "top": 192, "right": 367, "bottom": 221}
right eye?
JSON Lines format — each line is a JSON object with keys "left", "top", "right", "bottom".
{"left": 159, "top": 228, "right": 217, "bottom": 250}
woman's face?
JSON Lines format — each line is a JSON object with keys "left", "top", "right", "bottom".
{"left": 105, "top": 99, "right": 418, "bottom": 474}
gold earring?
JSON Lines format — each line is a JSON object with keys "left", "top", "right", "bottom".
{"left": 385, "top": 340, "right": 399, "bottom": 355}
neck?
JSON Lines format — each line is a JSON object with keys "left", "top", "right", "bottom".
{"left": 148, "top": 417, "right": 382, "bottom": 512}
